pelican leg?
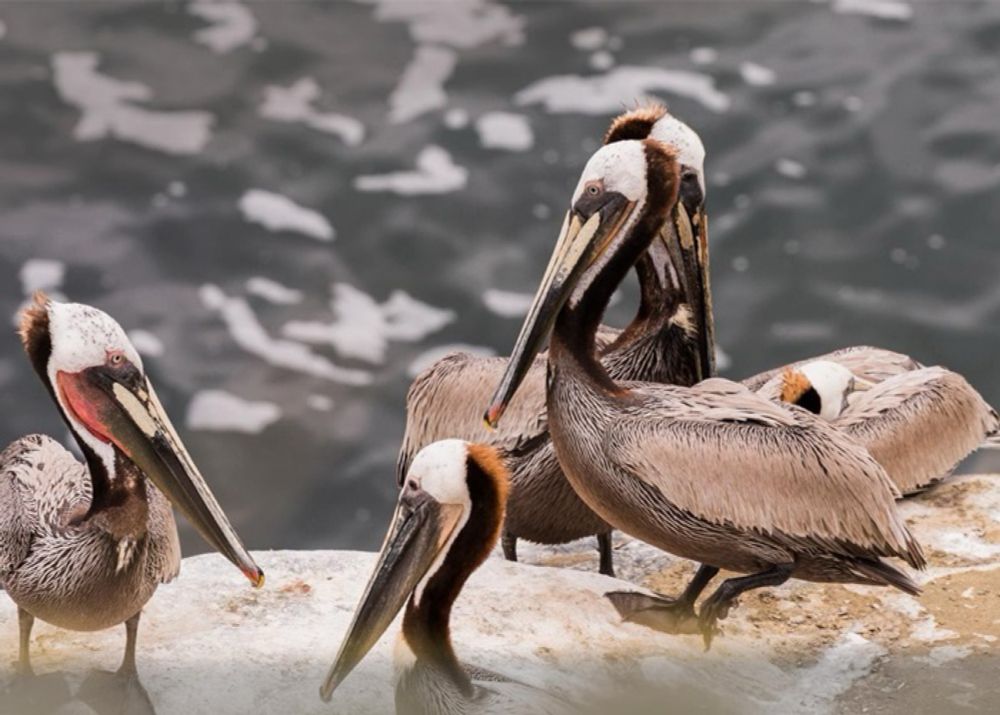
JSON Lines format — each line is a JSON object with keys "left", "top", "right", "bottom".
{"left": 605, "top": 564, "right": 718, "bottom": 635}
{"left": 698, "top": 563, "right": 793, "bottom": 650}
{"left": 118, "top": 612, "right": 140, "bottom": 677}
{"left": 501, "top": 529, "right": 518, "bottom": 563}
{"left": 597, "top": 532, "right": 615, "bottom": 577}
{"left": 17, "top": 607, "right": 34, "bottom": 677}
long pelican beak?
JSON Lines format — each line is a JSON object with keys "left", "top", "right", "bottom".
{"left": 56, "top": 367, "right": 264, "bottom": 587}
{"left": 670, "top": 201, "right": 714, "bottom": 380}
{"left": 319, "top": 489, "right": 465, "bottom": 701}
{"left": 484, "top": 196, "right": 636, "bottom": 427}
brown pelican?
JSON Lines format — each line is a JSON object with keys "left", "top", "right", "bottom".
{"left": 321, "top": 440, "right": 570, "bottom": 714}
{"left": 397, "top": 105, "right": 712, "bottom": 577}
{"left": 484, "top": 139, "right": 925, "bottom": 646}
{"left": 761, "top": 359, "right": 1000, "bottom": 494}
{"left": 1, "top": 294, "right": 263, "bottom": 683}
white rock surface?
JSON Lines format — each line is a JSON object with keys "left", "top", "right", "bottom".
{"left": 1, "top": 475, "right": 996, "bottom": 714}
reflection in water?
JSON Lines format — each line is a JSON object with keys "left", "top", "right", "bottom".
{"left": 0, "top": 669, "right": 157, "bottom": 715}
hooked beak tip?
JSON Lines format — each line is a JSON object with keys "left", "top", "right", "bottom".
{"left": 319, "top": 680, "right": 337, "bottom": 702}
{"left": 243, "top": 566, "right": 265, "bottom": 589}
{"left": 484, "top": 403, "right": 504, "bottom": 429}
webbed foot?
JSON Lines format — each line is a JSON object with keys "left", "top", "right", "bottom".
{"left": 605, "top": 591, "right": 700, "bottom": 635}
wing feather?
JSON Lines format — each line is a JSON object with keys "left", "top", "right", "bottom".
{"left": 608, "top": 380, "right": 923, "bottom": 566}
{"left": 836, "top": 367, "right": 1000, "bottom": 494}
{"left": 745, "top": 345, "right": 921, "bottom": 395}
{"left": 397, "top": 351, "right": 548, "bottom": 483}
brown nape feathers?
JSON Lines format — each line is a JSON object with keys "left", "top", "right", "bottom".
{"left": 604, "top": 103, "right": 669, "bottom": 144}
{"left": 18, "top": 291, "right": 51, "bottom": 352}
{"left": 466, "top": 443, "right": 511, "bottom": 548}
{"left": 780, "top": 368, "right": 811, "bottom": 404}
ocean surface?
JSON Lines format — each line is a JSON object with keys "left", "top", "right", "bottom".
{"left": 0, "top": 0, "right": 998, "bottom": 557}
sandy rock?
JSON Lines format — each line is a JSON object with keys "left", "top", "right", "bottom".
{"left": 0, "top": 475, "right": 997, "bottom": 714}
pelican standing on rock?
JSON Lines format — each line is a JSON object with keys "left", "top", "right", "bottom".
{"left": 759, "top": 359, "right": 999, "bottom": 494}
{"left": 0, "top": 294, "right": 263, "bottom": 683}
{"left": 398, "top": 105, "right": 713, "bottom": 576}
{"left": 321, "top": 440, "right": 570, "bottom": 714}
{"left": 484, "top": 139, "right": 926, "bottom": 646}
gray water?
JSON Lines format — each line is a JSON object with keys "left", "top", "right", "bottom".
{"left": 0, "top": 0, "right": 998, "bottom": 558}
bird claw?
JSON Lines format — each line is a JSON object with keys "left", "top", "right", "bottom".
{"left": 697, "top": 596, "right": 737, "bottom": 650}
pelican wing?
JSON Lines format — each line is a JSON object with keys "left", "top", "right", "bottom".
{"left": 397, "top": 351, "right": 549, "bottom": 483}
{"left": 836, "top": 367, "right": 1000, "bottom": 494}
{"left": 608, "top": 379, "right": 923, "bottom": 565}
{"left": 0, "top": 441, "right": 35, "bottom": 580}
{"left": 0, "top": 435, "right": 89, "bottom": 579}
{"left": 746, "top": 345, "right": 921, "bottom": 396}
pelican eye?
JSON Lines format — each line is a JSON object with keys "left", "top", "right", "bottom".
{"left": 586, "top": 183, "right": 601, "bottom": 196}
{"left": 108, "top": 352, "right": 125, "bottom": 366}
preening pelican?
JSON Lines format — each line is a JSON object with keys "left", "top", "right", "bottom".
{"left": 484, "top": 139, "right": 925, "bottom": 646}
{"left": 321, "top": 440, "right": 570, "bottom": 714}
{"left": 761, "top": 360, "right": 1000, "bottom": 494}
{"left": 397, "top": 105, "right": 712, "bottom": 576}
{"left": 1, "top": 294, "right": 262, "bottom": 683}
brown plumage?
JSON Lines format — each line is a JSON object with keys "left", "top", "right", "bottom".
{"left": 323, "top": 441, "right": 571, "bottom": 714}
{"left": 485, "top": 137, "right": 925, "bottom": 646}
{"left": 761, "top": 363, "right": 999, "bottom": 495}
{"left": 3, "top": 293, "right": 261, "bottom": 679}
{"left": 397, "top": 106, "right": 709, "bottom": 577}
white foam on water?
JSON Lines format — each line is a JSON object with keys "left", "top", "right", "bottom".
{"left": 570, "top": 27, "right": 607, "bottom": 51}
{"left": 389, "top": 45, "right": 457, "bottom": 123}
{"left": 370, "top": 0, "right": 524, "bottom": 48}
{"left": 354, "top": 145, "right": 468, "bottom": 195}
{"left": 832, "top": 0, "right": 913, "bottom": 21}
{"left": 444, "top": 108, "right": 470, "bottom": 129}
{"left": 590, "top": 51, "right": 615, "bottom": 71}
{"left": 186, "top": 389, "right": 281, "bottom": 434}
{"left": 515, "top": 66, "right": 731, "bottom": 114}
{"left": 307, "top": 394, "right": 334, "bottom": 412}
{"left": 776, "top": 158, "right": 807, "bottom": 179}
{"left": 246, "top": 277, "right": 304, "bottom": 306}
{"left": 482, "top": 288, "right": 533, "bottom": 317}
{"left": 283, "top": 283, "right": 455, "bottom": 364}
{"left": 690, "top": 47, "right": 718, "bottom": 65}
{"left": 51, "top": 52, "right": 214, "bottom": 155}
{"left": 20, "top": 258, "right": 65, "bottom": 295}
{"left": 238, "top": 189, "right": 334, "bottom": 242}
{"left": 259, "top": 78, "right": 364, "bottom": 146}
{"left": 740, "top": 61, "right": 776, "bottom": 86}
{"left": 200, "top": 284, "right": 371, "bottom": 385}
{"left": 128, "top": 329, "right": 165, "bottom": 358}
{"left": 189, "top": 0, "right": 258, "bottom": 53}
{"left": 408, "top": 343, "right": 495, "bottom": 378}
{"left": 475, "top": 111, "right": 533, "bottom": 151}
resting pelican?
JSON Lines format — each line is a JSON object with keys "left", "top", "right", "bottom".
{"left": 1, "top": 294, "right": 263, "bottom": 682}
{"left": 321, "top": 440, "right": 570, "bottom": 714}
{"left": 484, "top": 139, "right": 925, "bottom": 646}
{"left": 762, "top": 359, "right": 1000, "bottom": 494}
{"left": 397, "top": 105, "right": 712, "bottom": 576}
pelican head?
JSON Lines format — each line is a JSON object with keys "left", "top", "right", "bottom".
{"left": 780, "top": 360, "right": 874, "bottom": 421}
{"left": 18, "top": 292, "right": 264, "bottom": 587}
{"left": 486, "top": 138, "right": 680, "bottom": 426}
{"left": 605, "top": 108, "right": 710, "bottom": 372}
{"left": 320, "top": 439, "right": 508, "bottom": 702}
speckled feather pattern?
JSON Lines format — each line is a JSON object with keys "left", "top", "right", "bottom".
{"left": 0, "top": 434, "right": 180, "bottom": 631}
